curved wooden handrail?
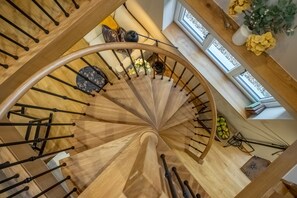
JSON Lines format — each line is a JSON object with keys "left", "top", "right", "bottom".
{"left": 0, "top": 42, "right": 216, "bottom": 161}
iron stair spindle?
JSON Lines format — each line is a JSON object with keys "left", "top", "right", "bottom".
{"left": 80, "top": 57, "right": 112, "bottom": 85}
{"left": 140, "top": 49, "right": 147, "bottom": 75}
{"left": 71, "top": 0, "right": 80, "bottom": 9}
{"left": 188, "top": 92, "right": 206, "bottom": 103}
{"left": 0, "top": 63, "right": 9, "bottom": 69}
{"left": 0, "top": 173, "right": 19, "bottom": 184}
{"left": 194, "top": 126, "right": 211, "bottom": 130}
{"left": 0, "top": 15, "right": 39, "bottom": 43}
{"left": 0, "top": 122, "right": 75, "bottom": 127}
{"left": 160, "top": 154, "right": 178, "bottom": 198}
{"left": 15, "top": 103, "right": 86, "bottom": 116}
{"left": 192, "top": 101, "right": 210, "bottom": 109}
{"left": 196, "top": 106, "right": 208, "bottom": 115}
{"left": 183, "top": 180, "right": 196, "bottom": 198}
{"left": 38, "top": 113, "right": 53, "bottom": 155}
{"left": 0, "top": 49, "right": 18, "bottom": 60}
{"left": 161, "top": 56, "right": 167, "bottom": 80}
{"left": 6, "top": 186, "right": 29, "bottom": 198}
{"left": 186, "top": 83, "right": 200, "bottom": 96}
{"left": 32, "top": 176, "right": 71, "bottom": 198}
{"left": 24, "top": 117, "right": 52, "bottom": 141}
{"left": 96, "top": 52, "right": 121, "bottom": 80}
{"left": 197, "top": 109, "right": 211, "bottom": 114}
{"left": 195, "top": 118, "right": 211, "bottom": 133}
{"left": 6, "top": 0, "right": 49, "bottom": 34}
{"left": 32, "top": 0, "right": 59, "bottom": 26}
{"left": 112, "top": 50, "right": 131, "bottom": 80}
{"left": 126, "top": 49, "right": 139, "bottom": 77}
{"left": 64, "top": 64, "right": 105, "bottom": 92}
{"left": 0, "top": 146, "right": 74, "bottom": 170}
{"left": 54, "top": 0, "right": 70, "bottom": 17}
{"left": 191, "top": 131, "right": 210, "bottom": 138}
{"left": 195, "top": 118, "right": 212, "bottom": 122}
{"left": 47, "top": 75, "right": 95, "bottom": 97}
{"left": 174, "top": 67, "right": 186, "bottom": 88}
{"left": 0, "top": 32, "right": 29, "bottom": 51}
{"left": 169, "top": 61, "right": 177, "bottom": 81}
{"left": 172, "top": 167, "right": 189, "bottom": 198}
{"left": 32, "top": 120, "right": 42, "bottom": 149}
{"left": 7, "top": 111, "right": 38, "bottom": 120}
{"left": 31, "top": 87, "right": 90, "bottom": 106}
{"left": 187, "top": 144, "right": 203, "bottom": 153}
{"left": 187, "top": 137, "right": 207, "bottom": 146}
{"left": 0, "top": 163, "right": 66, "bottom": 194}
{"left": 181, "top": 75, "right": 194, "bottom": 92}
{"left": 63, "top": 187, "right": 77, "bottom": 198}
{"left": 25, "top": 120, "right": 34, "bottom": 140}
{"left": 0, "top": 134, "right": 74, "bottom": 147}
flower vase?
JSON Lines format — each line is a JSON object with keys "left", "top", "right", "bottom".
{"left": 232, "top": 25, "right": 252, "bottom": 46}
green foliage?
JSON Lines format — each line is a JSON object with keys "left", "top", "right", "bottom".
{"left": 243, "top": 0, "right": 297, "bottom": 36}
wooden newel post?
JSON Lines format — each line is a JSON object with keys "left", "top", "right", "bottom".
{"left": 123, "top": 131, "right": 166, "bottom": 197}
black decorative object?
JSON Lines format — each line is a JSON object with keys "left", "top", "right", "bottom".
{"left": 76, "top": 66, "right": 107, "bottom": 93}
{"left": 124, "top": 30, "right": 139, "bottom": 42}
{"left": 153, "top": 61, "right": 165, "bottom": 75}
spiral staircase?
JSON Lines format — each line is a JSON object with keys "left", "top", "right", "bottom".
{"left": 0, "top": 41, "right": 218, "bottom": 197}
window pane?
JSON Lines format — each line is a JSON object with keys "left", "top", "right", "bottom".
{"left": 235, "top": 71, "right": 272, "bottom": 99}
{"left": 206, "top": 39, "right": 241, "bottom": 71}
{"left": 181, "top": 9, "right": 209, "bottom": 43}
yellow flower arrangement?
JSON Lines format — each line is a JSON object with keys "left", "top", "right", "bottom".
{"left": 228, "top": 0, "right": 250, "bottom": 15}
{"left": 246, "top": 32, "right": 276, "bottom": 56}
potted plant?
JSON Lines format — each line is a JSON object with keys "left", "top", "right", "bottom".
{"left": 229, "top": 0, "right": 297, "bottom": 55}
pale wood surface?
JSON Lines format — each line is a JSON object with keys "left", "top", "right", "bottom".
{"left": 0, "top": 118, "right": 67, "bottom": 197}
{"left": 180, "top": 0, "right": 297, "bottom": 118}
{"left": 161, "top": 102, "right": 196, "bottom": 131}
{"left": 102, "top": 78, "right": 152, "bottom": 124}
{"left": 62, "top": 132, "right": 138, "bottom": 192}
{"left": 123, "top": 131, "right": 165, "bottom": 197}
{"left": 160, "top": 86, "right": 190, "bottom": 128}
{"left": 127, "top": 75, "right": 156, "bottom": 126}
{"left": 86, "top": 93, "right": 148, "bottom": 125}
{"left": 79, "top": 133, "right": 141, "bottom": 198}
{"left": 152, "top": 76, "right": 174, "bottom": 129}
{"left": 71, "top": 120, "right": 148, "bottom": 153}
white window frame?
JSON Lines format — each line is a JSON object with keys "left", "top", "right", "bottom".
{"left": 174, "top": 2, "right": 280, "bottom": 107}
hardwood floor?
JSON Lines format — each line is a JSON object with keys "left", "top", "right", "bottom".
{"left": 163, "top": 128, "right": 252, "bottom": 198}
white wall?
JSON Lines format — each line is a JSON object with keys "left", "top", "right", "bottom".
{"left": 214, "top": 0, "right": 297, "bottom": 80}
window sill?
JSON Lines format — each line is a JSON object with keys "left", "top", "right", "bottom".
{"left": 248, "top": 107, "right": 294, "bottom": 120}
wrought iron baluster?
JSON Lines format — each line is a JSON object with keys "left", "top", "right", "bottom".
{"left": 188, "top": 92, "right": 206, "bottom": 103}
{"left": 186, "top": 137, "right": 207, "bottom": 146}
{"left": 112, "top": 50, "right": 131, "bottom": 80}
{"left": 54, "top": 0, "right": 69, "bottom": 17}
{"left": 0, "top": 49, "right": 18, "bottom": 60}
{"left": 63, "top": 187, "right": 77, "bottom": 198}
{"left": 0, "top": 147, "right": 74, "bottom": 169}
{"left": 0, "top": 63, "right": 9, "bottom": 69}
{"left": 172, "top": 167, "right": 188, "bottom": 198}
{"left": 31, "top": 87, "right": 90, "bottom": 106}
{"left": 0, "top": 15, "right": 39, "bottom": 43}
{"left": 184, "top": 180, "right": 196, "bottom": 198}
{"left": 6, "top": 186, "right": 29, "bottom": 198}
{"left": 187, "top": 144, "right": 202, "bottom": 153}
{"left": 0, "top": 173, "right": 19, "bottom": 184}
{"left": 140, "top": 50, "right": 147, "bottom": 75}
{"left": 126, "top": 50, "right": 139, "bottom": 77}
{"left": 0, "top": 32, "right": 29, "bottom": 51}
{"left": 186, "top": 83, "right": 200, "bottom": 96}
{"left": 32, "top": 176, "right": 71, "bottom": 198}
{"left": 161, "top": 56, "right": 167, "bottom": 80}
{"left": 174, "top": 67, "right": 186, "bottom": 87}
{"left": 15, "top": 103, "right": 86, "bottom": 116}
{"left": 160, "top": 154, "right": 178, "bottom": 198}
{"left": 96, "top": 52, "right": 120, "bottom": 80}
{"left": 47, "top": 75, "right": 95, "bottom": 97}
{"left": 6, "top": 0, "right": 49, "bottom": 34}
{"left": 32, "top": 0, "right": 59, "bottom": 26}
{"left": 72, "top": 0, "right": 79, "bottom": 9}
{"left": 169, "top": 61, "right": 177, "bottom": 81}
{"left": 181, "top": 75, "right": 194, "bottom": 92}
{"left": 192, "top": 101, "right": 209, "bottom": 109}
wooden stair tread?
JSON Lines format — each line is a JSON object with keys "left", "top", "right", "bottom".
{"left": 102, "top": 78, "right": 151, "bottom": 124}
{"left": 127, "top": 75, "right": 156, "bottom": 126}
{"left": 61, "top": 132, "right": 138, "bottom": 192}
{"left": 79, "top": 133, "right": 141, "bottom": 197}
{"left": 85, "top": 94, "right": 148, "bottom": 125}
{"left": 152, "top": 77, "right": 173, "bottom": 129}
{"left": 161, "top": 102, "right": 195, "bottom": 131}
{"left": 160, "top": 86, "right": 190, "bottom": 128}
{"left": 71, "top": 120, "right": 148, "bottom": 153}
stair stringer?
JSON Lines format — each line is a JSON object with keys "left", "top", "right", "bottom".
{"left": 101, "top": 78, "right": 152, "bottom": 125}
{"left": 61, "top": 132, "right": 139, "bottom": 192}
